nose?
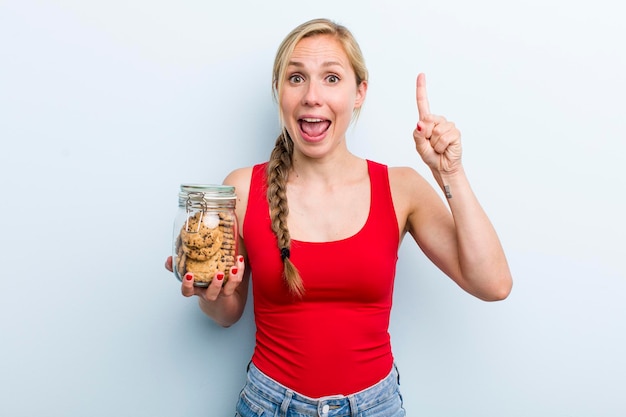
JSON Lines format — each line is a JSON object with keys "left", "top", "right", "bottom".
{"left": 302, "top": 80, "right": 322, "bottom": 107}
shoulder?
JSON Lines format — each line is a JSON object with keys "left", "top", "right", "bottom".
{"left": 388, "top": 165, "right": 420, "bottom": 179}
{"left": 387, "top": 165, "right": 445, "bottom": 226}
{"left": 366, "top": 162, "right": 433, "bottom": 203}
{"left": 367, "top": 161, "right": 422, "bottom": 182}
{"left": 222, "top": 166, "right": 257, "bottom": 213}
{"left": 223, "top": 162, "right": 270, "bottom": 204}
{"left": 223, "top": 166, "right": 255, "bottom": 185}
{"left": 224, "top": 162, "right": 270, "bottom": 196}
{"left": 223, "top": 161, "right": 270, "bottom": 185}
{"left": 223, "top": 165, "right": 252, "bottom": 188}
{"left": 387, "top": 165, "right": 431, "bottom": 202}
{"left": 388, "top": 166, "right": 430, "bottom": 194}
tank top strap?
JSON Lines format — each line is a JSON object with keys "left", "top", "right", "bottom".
{"left": 365, "top": 160, "right": 396, "bottom": 225}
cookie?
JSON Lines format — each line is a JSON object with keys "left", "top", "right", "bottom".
{"left": 182, "top": 243, "right": 221, "bottom": 261}
{"left": 175, "top": 210, "right": 237, "bottom": 285}
{"left": 185, "top": 250, "right": 229, "bottom": 283}
{"left": 180, "top": 220, "right": 224, "bottom": 249}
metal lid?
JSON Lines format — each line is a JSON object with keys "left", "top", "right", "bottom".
{"left": 179, "top": 184, "right": 236, "bottom": 199}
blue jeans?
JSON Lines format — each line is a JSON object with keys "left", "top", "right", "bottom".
{"left": 235, "top": 362, "right": 406, "bottom": 417}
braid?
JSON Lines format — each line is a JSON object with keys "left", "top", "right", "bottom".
{"left": 266, "top": 131, "right": 305, "bottom": 297}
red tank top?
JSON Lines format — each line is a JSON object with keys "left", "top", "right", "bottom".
{"left": 243, "top": 160, "right": 399, "bottom": 397}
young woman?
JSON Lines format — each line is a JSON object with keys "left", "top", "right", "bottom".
{"left": 166, "top": 18, "right": 512, "bottom": 416}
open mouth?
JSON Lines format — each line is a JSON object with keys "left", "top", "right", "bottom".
{"left": 298, "top": 118, "right": 331, "bottom": 139}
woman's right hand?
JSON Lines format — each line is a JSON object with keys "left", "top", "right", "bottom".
{"left": 165, "top": 255, "right": 246, "bottom": 302}
{"left": 181, "top": 255, "right": 246, "bottom": 302}
{"left": 166, "top": 254, "right": 248, "bottom": 327}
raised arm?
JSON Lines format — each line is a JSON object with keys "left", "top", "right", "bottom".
{"left": 405, "top": 73, "right": 512, "bottom": 301}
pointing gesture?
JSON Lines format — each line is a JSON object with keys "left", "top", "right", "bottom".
{"left": 416, "top": 72, "right": 431, "bottom": 118}
{"left": 413, "top": 73, "right": 462, "bottom": 174}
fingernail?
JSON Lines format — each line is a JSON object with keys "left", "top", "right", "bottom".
{"left": 216, "top": 272, "right": 224, "bottom": 281}
{"left": 231, "top": 268, "right": 238, "bottom": 275}
{"left": 416, "top": 123, "right": 422, "bottom": 132}
{"left": 185, "top": 273, "right": 193, "bottom": 281}
{"left": 238, "top": 256, "right": 244, "bottom": 263}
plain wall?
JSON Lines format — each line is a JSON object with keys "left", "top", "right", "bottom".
{"left": 1, "top": 0, "right": 624, "bottom": 416}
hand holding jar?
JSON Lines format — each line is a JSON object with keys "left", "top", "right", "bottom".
{"left": 166, "top": 185, "right": 246, "bottom": 303}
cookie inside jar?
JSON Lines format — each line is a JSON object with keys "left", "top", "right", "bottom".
{"left": 173, "top": 184, "right": 238, "bottom": 287}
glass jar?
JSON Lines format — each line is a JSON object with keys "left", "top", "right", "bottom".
{"left": 172, "top": 184, "right": 238, "bottom": 287}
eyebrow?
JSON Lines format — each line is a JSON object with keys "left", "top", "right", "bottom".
{"left": 287, "top": 60, "right": 345, "bottom": 68}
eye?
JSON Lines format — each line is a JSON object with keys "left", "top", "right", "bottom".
{"left": 327, "top": 74, "right": 340, "bottom": 84}
{"left": 288, "top": 74, "right": 304, "bottom": 84}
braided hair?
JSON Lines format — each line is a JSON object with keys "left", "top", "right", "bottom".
{"left": 266, "top": 130, "right": 304, "bottom": 297}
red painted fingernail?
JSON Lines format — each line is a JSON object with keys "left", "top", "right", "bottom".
{"left": 231, "top": 268, "right": 238, "bottom": 275}
{"left": 416, "top": 123, "right": 422, "bottom": 131}
{"left": 216, "top": 272, "right": 224, "bottom": 281}
{"left": 238, "top": 256, "right": 244, "bottom": 263}
{"left": 185, "top": 273, "right": 193, "bottom": 281}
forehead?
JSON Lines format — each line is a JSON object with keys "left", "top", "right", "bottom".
{"left": 289, "top": 34, "right": 349, "bottom": 66}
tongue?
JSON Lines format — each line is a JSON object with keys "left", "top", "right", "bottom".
{"left": 301, "top": 120, "right": 330, "bottom": 137}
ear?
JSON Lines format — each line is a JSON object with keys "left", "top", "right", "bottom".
{"left": 354, "top": 80, "right": 368, "bottom": 109}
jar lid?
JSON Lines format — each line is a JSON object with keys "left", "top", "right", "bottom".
{"left": 179, "top": 184, "right": 236, "bottom": 200}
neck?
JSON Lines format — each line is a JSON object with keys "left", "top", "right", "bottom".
{"left": 289, "top": 151, "right": 365, "bottom": 185}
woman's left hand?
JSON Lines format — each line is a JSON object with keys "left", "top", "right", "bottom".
{"left": 413, "top": 73, "right": 462, "bottom": 174}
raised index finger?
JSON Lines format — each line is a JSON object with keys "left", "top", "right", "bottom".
{"left": 416, "top": 73, "right": 431, "bottom": 119}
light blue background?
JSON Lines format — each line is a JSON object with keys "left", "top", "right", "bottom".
{"left": 1, "top": 0, "right": 624, "bottom": 416}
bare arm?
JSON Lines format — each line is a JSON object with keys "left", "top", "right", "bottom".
{"left": 410, "top": 168, "right": 512, "bottom": 301}
{"left": 401, "top": 73, "right": 512, "bottom": 301}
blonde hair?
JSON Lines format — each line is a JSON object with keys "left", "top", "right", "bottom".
{"left": 267, "top": 18, "right": 368, "bottom": 297}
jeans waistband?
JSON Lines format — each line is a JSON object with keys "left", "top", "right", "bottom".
{"left": 245, "top": 362, "right": 400, "bottom": 415}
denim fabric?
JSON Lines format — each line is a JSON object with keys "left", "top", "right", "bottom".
{"left": 234, "top": 362, "right": 406, "bottom": 417}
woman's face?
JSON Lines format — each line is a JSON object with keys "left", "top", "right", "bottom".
{"left": 280, "top": 34, "right": 367, "bottom": 159}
